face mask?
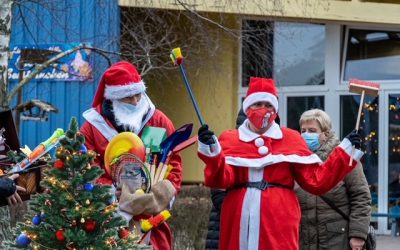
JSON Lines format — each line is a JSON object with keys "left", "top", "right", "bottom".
{"left": 301, "top": 132, "right": 320, "bottom": 152}
{"left": 113, "top": 100, "right": 140, "bottom": 114}
{"left": 246, "top": 108, "right": 277, "bottom": 130}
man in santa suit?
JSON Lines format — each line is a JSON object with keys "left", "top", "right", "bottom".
{"left": 81, "top": 61, "right": 182, "bottom": 250}
{"left": 197, "top": 77, "right": 363, "bottom": 250}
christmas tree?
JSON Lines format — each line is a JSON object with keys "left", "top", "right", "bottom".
{"left": 3, "top": 117, "right": 150, "bottom": 249}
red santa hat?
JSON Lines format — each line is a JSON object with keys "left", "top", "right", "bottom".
{"left": 242, "top": 77, "right": 278, "bottom": 112}
{"left": 92, "top": 61, "right": 146, "bottom": 107}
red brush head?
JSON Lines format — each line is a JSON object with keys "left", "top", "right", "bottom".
{"left": 176, "top": 56, "right": 183, "bottom": 66}
{"left": 349, "top": 79, "right": 380, "bottom": 89}
{"left": 349, "top": 79, "right": 380, "bottom": 96}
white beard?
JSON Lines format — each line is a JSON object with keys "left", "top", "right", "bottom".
{"left": 112, "top": 97, "right": 150, "bottom": 134}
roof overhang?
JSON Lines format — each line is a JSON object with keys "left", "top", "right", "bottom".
{"left": 119, "top": 0, "right": 400, "bottom": 26}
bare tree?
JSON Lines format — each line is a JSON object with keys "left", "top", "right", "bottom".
{"left": 0, "top": 0, "right": 13, "bottom": 109}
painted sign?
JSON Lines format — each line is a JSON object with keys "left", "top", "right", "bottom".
{"left": 8, "top": 43, "right": 93, "bottom": 81}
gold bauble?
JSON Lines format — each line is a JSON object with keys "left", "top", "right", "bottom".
{"left": 87, "top": 150, "right": 97, "bottom": 158}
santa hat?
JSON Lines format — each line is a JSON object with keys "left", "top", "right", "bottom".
{"left": 242, "top": 77, "right": 278, "bottom": 112}
{"left": 92, "top": 61, "right": 146, "bottom": 107}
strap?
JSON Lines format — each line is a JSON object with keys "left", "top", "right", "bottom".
{"left": 233, "top": 179, "right": 292, "bottom": 191}
{"left": 320, "top": 196, "right": 349, "bottom": 221}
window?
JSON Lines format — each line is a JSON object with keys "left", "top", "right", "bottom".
{"left": 287, "top": 96, "right": 324, "bottom": 131}
{"left": 241, "top": 20, "right": 273, "bottom": 87}
{"left": 388, "top": 94, "right": 400, "bottom": 228}
{"left": 340, "top": 95, "right": 379, "bottom": 223}
{"left": 241, "top": 20, "right": 325, "bottom": 87}
{"left": 273, "top": 22, "right": 325, "bottom": 86}
{"left": 343, "top": 28, "right": 400, "bottom": 81}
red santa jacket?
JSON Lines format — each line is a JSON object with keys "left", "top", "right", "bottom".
{"left": 81, "top": 104, "right": 182, "bottom": 250}
{"left": 198, "top": 121, "right": 363, "bottom": 250}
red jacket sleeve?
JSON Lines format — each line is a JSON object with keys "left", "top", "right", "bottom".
{"left": 292, "top": 146, "right": 357, "bottom": 196}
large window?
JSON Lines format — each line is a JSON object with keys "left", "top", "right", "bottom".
{"left": 343, "top": 28, "right": 400, "bottom": 81}
{"left": 241, "top": 20, "right": 325, "bottom": 87}
{"left": 273, "top": 22, "right": 325, "bottom": 86}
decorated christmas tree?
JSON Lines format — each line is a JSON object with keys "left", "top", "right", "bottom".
{"left": 3, "top": 117, "right": 150, "bottom": 249}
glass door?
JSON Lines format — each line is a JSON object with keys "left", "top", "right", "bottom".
{"left": 340, "top": 95, "right": 379, "bottom": 228}
{"left": 388, "top": 93, "right": 400, "bottom": 232}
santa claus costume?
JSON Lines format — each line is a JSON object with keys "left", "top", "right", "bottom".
{"left": 81, "top": 61, "right": 182, "bottom": 250}
{"left": 197, "top": 77, "right": 363, "bottom": 250}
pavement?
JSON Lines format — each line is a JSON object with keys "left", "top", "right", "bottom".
{"left": 376, "top": 235, "right": 400, "bottom": 250}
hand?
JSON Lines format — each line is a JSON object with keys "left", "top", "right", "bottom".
{"left": 345, "top": 129, "right": 361, "bottom": 149}
{"left": 349, "top": 237, "right": 365, "bottom": 250}
{"left": 6, "top": 174, "right": 26, "bottom": 205}
{"left": 198, "top": 124, "right": 215, "bottom": 145}
{"left": 119, "top": 180, "right": 176, "bottom": 216}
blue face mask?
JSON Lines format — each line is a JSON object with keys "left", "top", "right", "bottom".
{"left": 113, "top": 100, "right": 140, "bottom": 114}
{"left": 301, "top": 132, "right": 320, "bottom": 152}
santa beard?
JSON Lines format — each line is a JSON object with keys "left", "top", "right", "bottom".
{"left": 112, "top": 97, "right": 150, "bottom": 134}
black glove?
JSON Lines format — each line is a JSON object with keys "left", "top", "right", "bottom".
{"left": 345, "top": 129, "right": 361, "bottom": 149}
{"left": 198, "top": 124, "right": 215, "bottom": 145}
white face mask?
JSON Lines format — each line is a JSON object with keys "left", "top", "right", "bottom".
{"left": 115, "top": 101, "right": 140, "bottom": 113}
{"left": 112, "top": 97, "right": 149, "bottom": 134}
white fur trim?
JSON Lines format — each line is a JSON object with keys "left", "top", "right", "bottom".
{"left": 240, "top": 168, "right": 263, "bottom": 250}
{"left": 226, "top": 153, "right": 322, "bottom": 168}
{"left": 339, "top": 138, "right": 364, "bottom": 161}
{"left": 239, "top": 120, "right": 282, "bottom": 142}
{"left": 104, "top": 80, "right": 146, "bottom": 100}
{"left": 243, "top": 92, "right": 278, "bottom": 112}
{"left": 198, "top": 135, "right": 222, "bottom": 157}
{"left": 82, "top": 108, "right": 118, "bottom": 141}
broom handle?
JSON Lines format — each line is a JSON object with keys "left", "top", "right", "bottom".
{"left": 179, "top": 65, "right": 205, "bottom": 125}
{"left": 349, "top": 90, "right": 365, "bottom": 166}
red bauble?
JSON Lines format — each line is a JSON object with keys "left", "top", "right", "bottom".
{"left": 55, "top": 229, "right": 65, "bottom": 241}
{"left": 54, "top": 159, "right": 65, "bottom": 169}
{"left": 118, "top": 228, "right": 129, "bottom": 239}
{"left": 84, "top": 219, "right": 96, "bottom": 232}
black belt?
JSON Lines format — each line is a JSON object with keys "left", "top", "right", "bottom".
{"left": 232, "top": 179, "right": 291, "bottom": 191}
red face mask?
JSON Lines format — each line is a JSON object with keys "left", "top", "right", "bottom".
{"left": 246, "top": 108, "right": 276, "bottom": 129}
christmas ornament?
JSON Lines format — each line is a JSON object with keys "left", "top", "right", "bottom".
{"left": 55, "top": 146, "right": 66, "bottom": 157}
{"left": 87, "top": 150, "right": 97, "bottom": 158}
{"left": 118, "top": 228, "right": 129, "bottom": 240}
{"left": 32, "top": 215, "right": 41, "bottom": 225}
{"left": 54, "top": 159, "right": 65, "bottom": 169}
{"left": 85, "top": 199, "right": 90, "bottom": 205}
{"left": 16, "top": 233, "right": 31, "bottom": 247}
{"left": 80, "top": 217, "right": 85, "bottom": 223}
{"left": 71, "top": 220, "right": 77, "bottom": 227}
{"left": 80, "top": 144, "right": 87, "bottom": 154}
{"left": 84, "top": 183, "right": 94, "bottom": 192}
{"left": 84, "top": 219, "right": 97, "bottom": 232}
{"left": 40, "top": 211, "right": 47, "bottom": 220}
{"left": 56, "top": 229, "right": 65, "bottom": 241}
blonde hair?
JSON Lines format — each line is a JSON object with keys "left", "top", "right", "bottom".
{"left": 299, "top": 109, "right": 332, "bottom": 134}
